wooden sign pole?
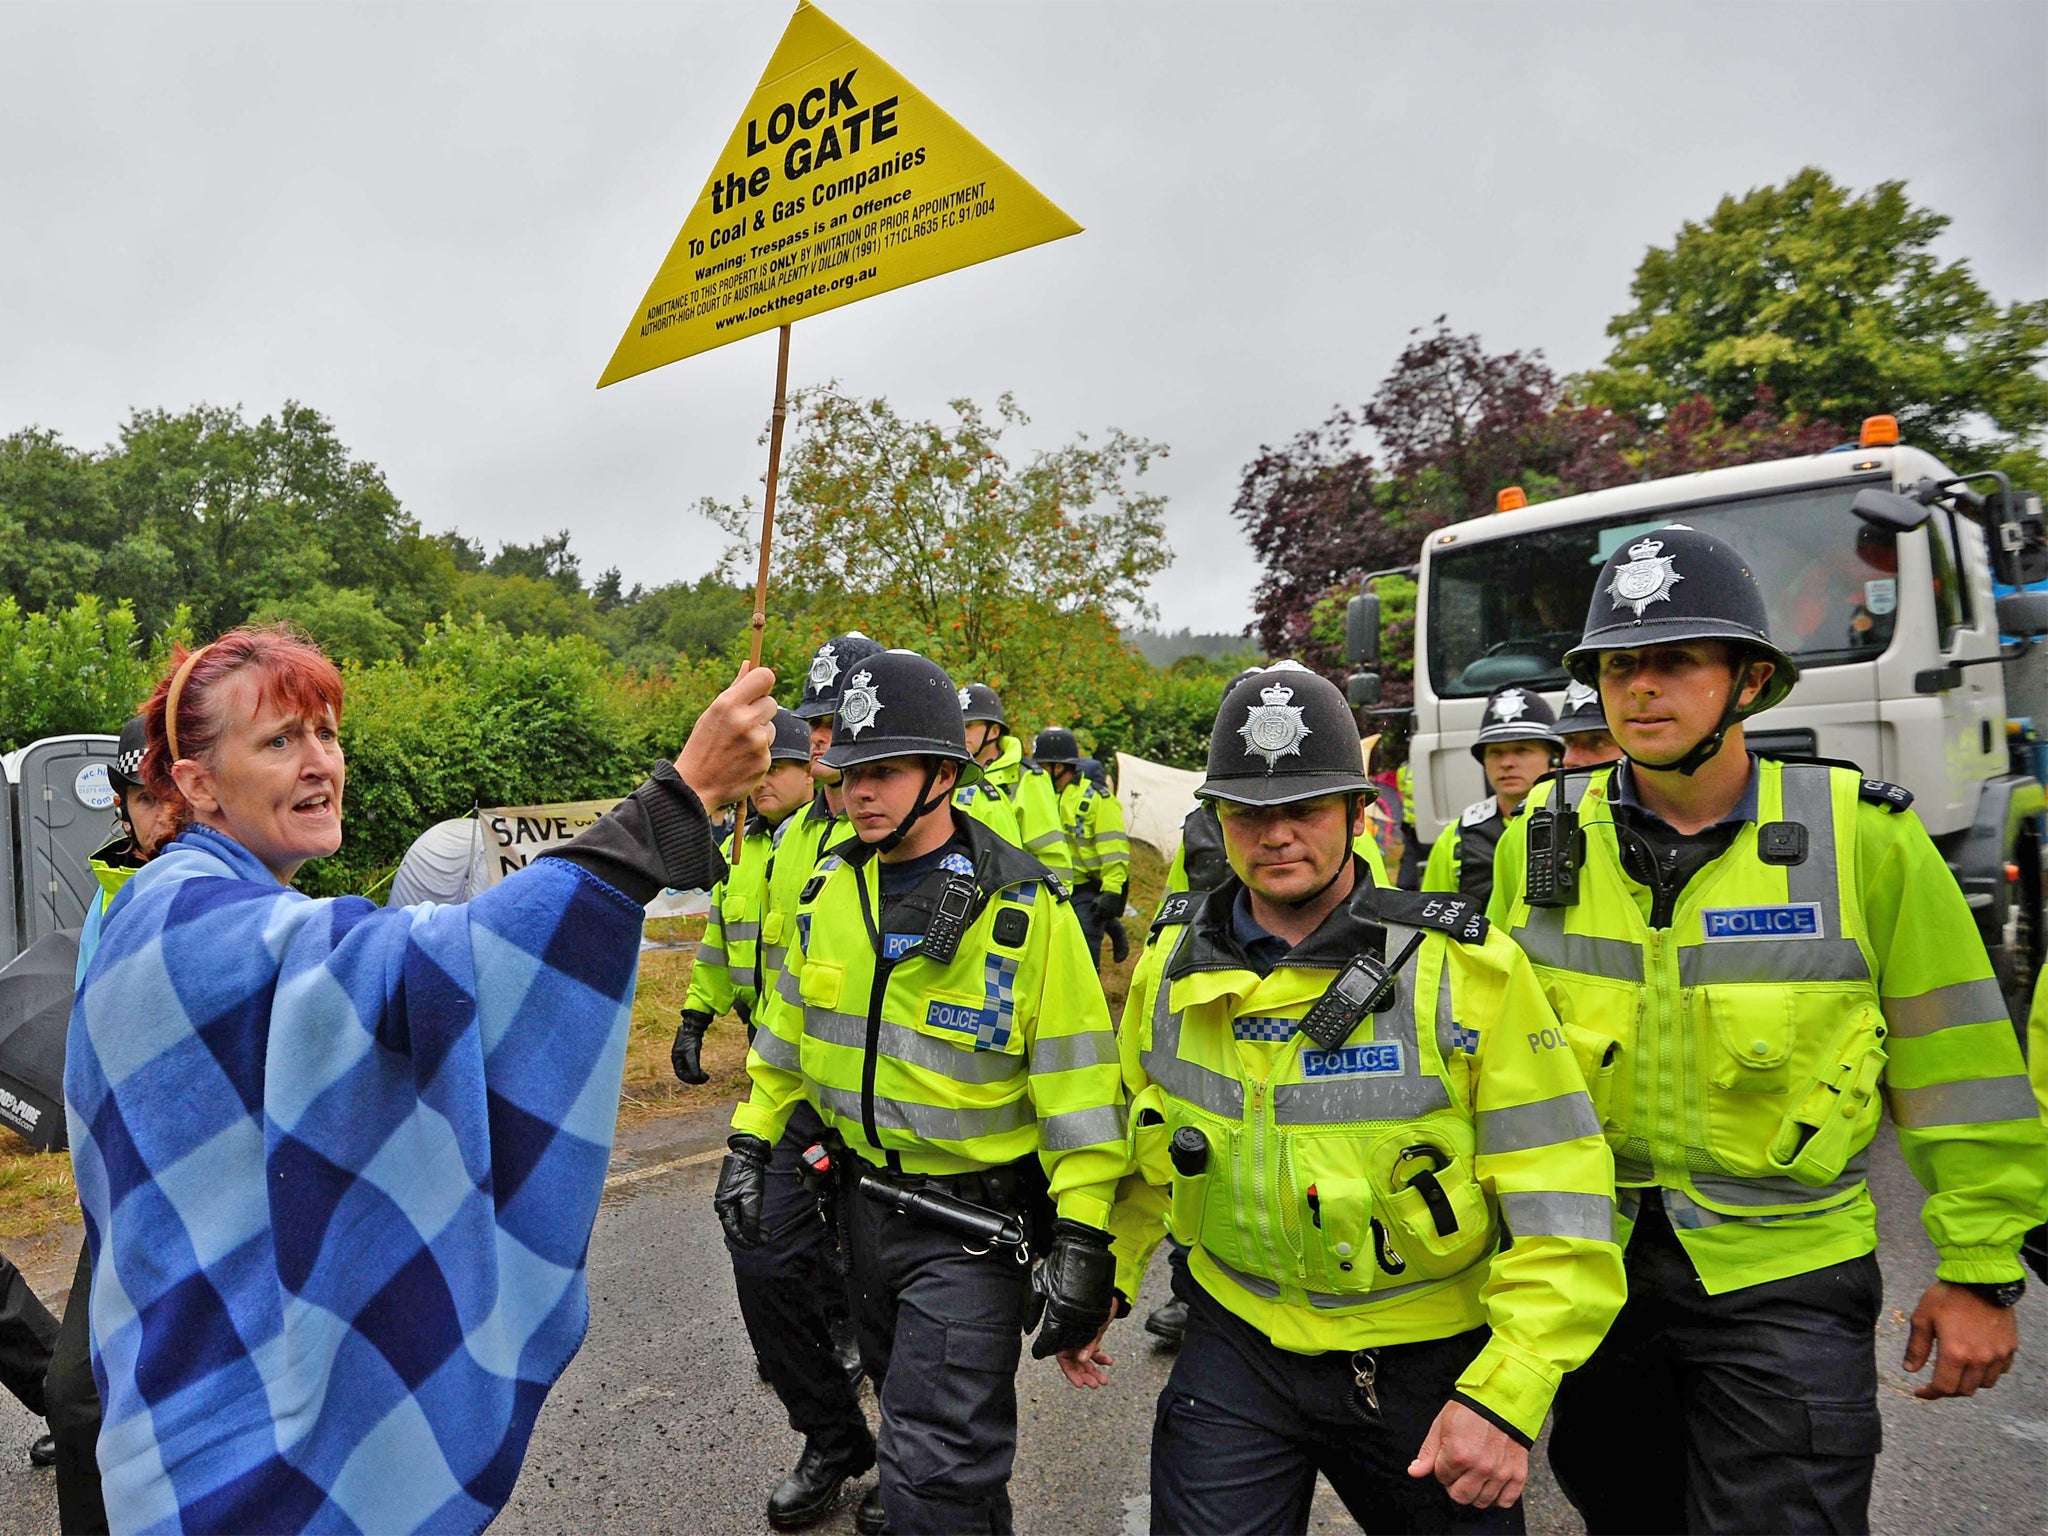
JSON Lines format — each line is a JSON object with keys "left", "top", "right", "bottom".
{"left": 731, "top": 322, "right": 793, "bottom": 865}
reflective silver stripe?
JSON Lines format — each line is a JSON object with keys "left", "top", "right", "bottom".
{"left": 1756, "top": 764, "right": 1869, "bottom": 982}
{"left": 1882, "top": 978, "right": 2010, "bottom": 1038}
{"left": 803, "top": 1007, "right": 1026, "bottom": 1086}
{"left": 695, "top": 942, "right": 728, "bottom": 968}
{"left": 750, "top": 1027, "right": 800, "bottom": 1071}
{"left": 1889, "top": 1074, "right": 2039, "bottom": 1128}
{"left": 723, "top": 920, "right": 762, "bottom": 942}
{"left": 1026, "top": 831, "right": 1065, "bottom": 851}
{"left": 1093, "top": 832, "right": 1130, "bottom": 848}
{"left": 1679, "top": 940, "right": 1871, "bottom": 985}
{"left": 1478, "top": 1092, "right": 1601, "bottom": 1155}
{"left": 732, "top": 967, "right": 760, "bottom": 992}
{"left": 1513, "top": 909, "right": 1641, "bottom": 981}
{"left": 1040, "top": 1104, "right": 1128, "bottom": 1150}
{"left": 1142, "top": 968, "right": 1245, "bottom": 1118}
{"left": 810, "top": 1082, "right": 1035, "bottom": 1142}
{"left": 1204, "top": 1249, "right": 1444, "bottom": 1310}
{"left": 776, "top": 967, "right": 804, "bottom": 1007}
{"left": 1032, "top": 1031, "right": 1119, "bottom": 1074}
{"left": 1690, "top": 1154, "right": 1868, "bottom": 1208}
{"left": 1500, "top": 1189, "right": 1613, "bottom": 1242}
{"left": 1274, "top": 928, "right": 1452, "bottom": 1124}
{"left": 761, "top": 943, "right": 788, "bottom": 976}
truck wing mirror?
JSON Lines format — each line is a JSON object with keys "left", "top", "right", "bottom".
{"left": 1345, "top": 593, "right": 1381, "bottom": 668}
{"left": 1996, "top": 590, "right": 2048, "bottom": 639}
{"left": 1347, "top": 672, "right": 1383, "bottom": 708}
{"left": 1851, "top": 487, "right": 1932, "bottom": 532}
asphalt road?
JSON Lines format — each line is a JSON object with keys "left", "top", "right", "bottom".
{"left": 0, "top": 1111, "right": 2041, "bottom": 1535}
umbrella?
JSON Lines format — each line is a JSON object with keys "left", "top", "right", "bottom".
{"left": 0, "top": 929, "right": 78, "bottom": 1151}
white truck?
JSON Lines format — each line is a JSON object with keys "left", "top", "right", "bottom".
{"left": 1346, "top": 417, "right": 2048, "bottom": 1009}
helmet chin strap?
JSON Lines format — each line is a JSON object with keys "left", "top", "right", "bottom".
{"left": 1621, "top": 656, "right": 1750, "bottom": 779}
{"left": 1285, "top": 794, "right": 1363, "bottom": 909}
{"left": 875, "top": 761, "right": 954, "bottom": 855}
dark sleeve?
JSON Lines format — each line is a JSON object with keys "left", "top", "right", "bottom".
{"left": 539, "top": 760, "right": 728, "bottom": 906}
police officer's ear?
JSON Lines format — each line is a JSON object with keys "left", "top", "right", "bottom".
{"left": 1349, "top": 794, "right": 1367, "bottom": 840}
{"left": 931, "top": 759, "right": 961, "bottom": 799}
{"left": 1737, "top": 656, "right": 1776, "bottom": 710}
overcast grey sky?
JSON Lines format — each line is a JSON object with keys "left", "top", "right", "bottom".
{"left": 3, "top": 1, "right": 2043, "bottom": 634}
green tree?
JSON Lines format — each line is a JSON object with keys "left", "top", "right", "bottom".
{"left": 1583, "top": 168, "right": 2048, "bottom": 466}
{"left": 247, "top": 586, "right": 409, "bottom": 665}
{"left": 0, "top": 594, "right": 188, "bottom": 751}
{"left": 702, "top": 386, "right": 1171, "bottom": 730}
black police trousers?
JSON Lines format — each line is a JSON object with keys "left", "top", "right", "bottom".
{"left": 724, "top": 1103, "right": 871, "bottom": 1465}
{"left": 0, "top": 1251, "right": 56, "bottom": 1419}
{"left": 1548, "top": 1193, "right": 1883, "bottom": 1535}
{"left": 47, "top": 1243, "right": 107, "bottom": 1534}
{"left": 1150, "top": 1256, "right": 1520, "bottom": 1536}
{"left": 843, "top": 1167, "right": 1033, "bottom": 1534}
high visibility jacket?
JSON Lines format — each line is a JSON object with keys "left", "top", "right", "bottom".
{"left": 684, "top": 814, "right": 778, "bottom": 1018}
{"left": 1013, "top": 763, "right": 1070, "bottom": 871}
{"left": 1422, "top": 797, "right": 1519, "bottom": 904}
{"left": 1061, "top": 781, "right": 1129, "bottom": 895}
{"left": 78, "top": 845, "right": 142, "bottom": 985}
{"left": 759, "top": 792, "right": 853, "bottom": 1000}
{"left": 1490, "top": 758, "right": 2048, "bottom": 1293}
{"left": 954, "top": 778, "right": 1023, "bottom": 845}
{"left": 734, "top": 812, "right": 1131, "bottom": 1228}
{"left": 2031, "top": 974, "right": 2048, "bottom": 1128}
{"left": 1108, "top": 869, "right": 1624, "bottom": 1441}
{"left": 1164, "top": 803, "right": 1389, "bottom": 897}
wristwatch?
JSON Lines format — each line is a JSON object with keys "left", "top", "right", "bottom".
{"left": 1957, "top": 1279, "right": 2027, "bottom": 1308}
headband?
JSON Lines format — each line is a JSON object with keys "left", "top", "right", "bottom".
{"left": 163, "top": 643, "right": 214, "bottom": 763}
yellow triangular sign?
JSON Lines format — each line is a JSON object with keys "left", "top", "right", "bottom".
{"left": 598, "top": 2, "right": 1081, "bottom": 387}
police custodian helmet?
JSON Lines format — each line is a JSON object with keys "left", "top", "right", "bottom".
{"left": 819, "top": 649, "right": 984, "bottom": 784}
{"left": 1198, "top": 662, "right": 1377, "bottom": 807}
{"left": 1469, "top": 685, "right": 1564, "bottom": 762}
{"left": 110, "top": 715, "right": 148, "bottom": 792}
{"left": 794, "top": 631, "right": 886, "bottom": 720}
{"left": 1562, "top": 525, "right": 1798, "bottom": 714}
{"left": 957, "top": 683, "right": 1006, "bottom": 726}
{"left": 1032, "top": 727, "right": 1083, "bottom": 766}
{"left": 1554, "top": 679, "right": 1608, "bottom": 736}
{"left": 768, "top": 708, "right": 811, "bottom": 763}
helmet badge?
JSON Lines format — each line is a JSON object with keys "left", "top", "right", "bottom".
{"left": 1564, "top": 679, "right": 1599, "bottom": 711}
{"left": 839, "top": 669, "right": 883, "bottom": 737}
{"left": 808, "top": 643, "right": 841, "bottom": 693}
{"left": 1608, "top": 537, "right": 1683, "bottom": 618}
{"left": 1238, "top": 683, "right": 1312, "bottom": 769}
{"left": 957, "top": 686, "right": 973, "bottom": 713}
{"left": 1491, "top": 688, "right": 1529, "bottom": 723}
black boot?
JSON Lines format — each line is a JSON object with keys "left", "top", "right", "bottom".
{"left": 766, "top": 1438, "right": 875, "bottom": 1531}
{"left": 27, "top": 1433, "right": 54, "bottom": 1469}
{"left": 1143, "top": 1297, "right": 1188, "bottom": 1346}
{"left": 829, "top": 1314, "right": 864, "bottom": 1386}
{"left": 671, "top": 1009, "right": 713, "bottom": 1085}
{"left": 854, "top": 1483, "right": 886, "bottom": 1535}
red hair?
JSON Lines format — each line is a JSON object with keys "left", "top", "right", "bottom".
{"left": 142, "top": 626, "right": 345, "bottom": 801}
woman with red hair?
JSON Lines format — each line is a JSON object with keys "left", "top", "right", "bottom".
{"left": 65, "top": 626, "right": 776, "bottom": 1535}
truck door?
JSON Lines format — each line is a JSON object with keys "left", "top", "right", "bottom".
{"left": 12, "top": 735, "right": 121, "bottom": 950}
{"left": 1927, "top": 512, "right": 2006, "bottom": 828}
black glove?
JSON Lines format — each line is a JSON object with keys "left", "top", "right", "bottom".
{"left": 671, "top": 1009, "right": 713, "bottom": 1085}
{"left": 1107, "top": 920, "right": 1130, "bottom": 965}
{"left": 1025, "top": 1219, "right": 1117, "bottom": 1359}
{"left": 1093, "top": 889, "right": 1127, "bottom": 921}
{"left": 714, "top": 1133, "right": 773, "bottom": 1247}
{"left": 2024, "top": 1222, "right": 2048, "bottom": 1286}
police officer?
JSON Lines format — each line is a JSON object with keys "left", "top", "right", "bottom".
{"left": 946, "top": 685, "right": 1025, "bottom": 845}
{"left": 1423, "top": 686, "right": 1562, "bottom": 905}
{"left": 1034, "top": 727, "right": 1131, "bottom": 971}
{"left": 721, "top": 649, "right": 1128, "bottom": 1535}
{"left": 1489, "top": 525, "right": 2048, "bottom": 1532}
{"left": 673, "top": 709, "right": 813, "bottom": 1082}
{"left": 1015, "top": 728, "right": 1073, "bottom": 880}
{"left": 1084, "top": 666, "right": 1624, "bottom": 1534}
{"left": 958, "top": 682, "right": 1067, "bottom": 863}
{"left": 718, "top": 635, "right": 883, "bottom": 1531}
{"left": 1554, "top": 679, "right": 1621, "bottom": 770}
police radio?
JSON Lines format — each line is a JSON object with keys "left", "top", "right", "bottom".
{"left": 1523, "top": 801, "right": 1582, "bottom": 908}
{"left": 919, "top": 874, "right": 980, "bottom": 966}
{"left": 1298, "top": 931, "right": 1426, "bottom": 1051}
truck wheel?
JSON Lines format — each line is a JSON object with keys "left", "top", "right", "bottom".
{"left": 1990, "top": 827, "right": 2044, "bottom": 1026}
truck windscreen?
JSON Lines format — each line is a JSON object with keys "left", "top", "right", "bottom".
{"left": 1427, "top": 481, "right": 1901, "bottom": 696}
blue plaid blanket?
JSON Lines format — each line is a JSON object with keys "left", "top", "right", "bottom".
{"left": 66, "top": 826, "right": 643, "bottom": 1534}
